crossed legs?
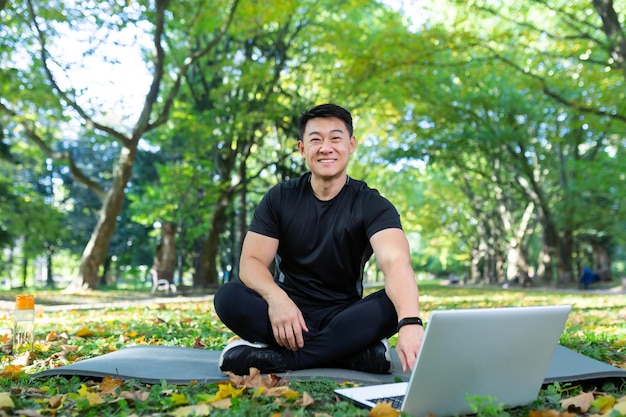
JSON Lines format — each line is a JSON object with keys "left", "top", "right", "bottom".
{"left": 213, "top": 281, "right": 398, "bottom": 371}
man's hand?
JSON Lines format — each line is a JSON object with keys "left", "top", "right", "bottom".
{"left": 395, "top": 324, "right": 424, "bottom": 372}
{"left": 239, "top": 231, "right": 309, "bottom": 350}
{"left": 267, "top": 293, "right": 309, "bottom": 351}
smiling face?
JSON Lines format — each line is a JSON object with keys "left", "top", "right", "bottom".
{"left": 298, "top": 117, "right": 356, "bottom": 182}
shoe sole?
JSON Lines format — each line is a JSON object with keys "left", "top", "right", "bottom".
{"left": 381, "top": 338, "right": 392, "bottom": 372}
{"left": 218, "top": 339, "right": 269, "bottom": 368}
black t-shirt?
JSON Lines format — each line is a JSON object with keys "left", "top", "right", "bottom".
{"left": 249, "top": 172, "right": 402, "bottom": 306}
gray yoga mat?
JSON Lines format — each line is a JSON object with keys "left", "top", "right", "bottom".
{"left": 34, "top": 345, "right": 626, "bottom": 385}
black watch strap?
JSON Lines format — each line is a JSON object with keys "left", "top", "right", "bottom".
{"left": 397, "top": 317, "right": 423, "bottom": 332}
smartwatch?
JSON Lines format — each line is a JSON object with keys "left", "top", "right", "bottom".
{"left": 397, "top": 317, "right": 423, "bottom": 332}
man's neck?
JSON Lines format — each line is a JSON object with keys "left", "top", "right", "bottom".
{"left": 310, "top": 174, "right": 348, "bottom": 201}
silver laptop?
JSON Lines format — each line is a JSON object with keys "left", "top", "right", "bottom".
{"left": 335, "top": 305, "right": 571, "bottom": 417}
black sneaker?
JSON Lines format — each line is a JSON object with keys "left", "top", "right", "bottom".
{"left": 218, "top": 339, "right": 288, "bottom": 375}
{"left": 339, "top": 339, "right": 392, "bottom": 374}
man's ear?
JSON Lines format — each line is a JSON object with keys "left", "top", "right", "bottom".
{"left": 297, "top": 140, "right": 305, "bottom": 155}
{"left": 350, "top": 136, "right": 357, "bottom": 154}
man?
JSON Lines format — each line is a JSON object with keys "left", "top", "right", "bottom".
{"left": 214, "top": 103, "right": 424, "bottom": 376}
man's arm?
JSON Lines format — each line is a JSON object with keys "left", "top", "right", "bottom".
{"left": 370, "top": 228, "right": 424, "bottom": 372}
{"left": 239, "top": 231, "right": 309, "bottom": 350}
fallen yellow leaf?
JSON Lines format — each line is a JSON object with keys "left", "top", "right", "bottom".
{"left": 368, "top": 401, "right": 400, "bottom": 417}
{"left": 35, "top": 342, "right": 51, "bottom": 352}
{"left": 614, "top": 400, "right": 626, "bottom": 415}
{"left": 171, "top": 404, "right": 210, "bottom": 417}
{"left": 0, "top": 392, "right": 15, "bottom": 409}
{"left": 591, "top": 395, "right": 616, "bottom": 414}
{"left": 0, "top": 365, "right": 24, "bottom": 379}
{"left": 77, "top": 384, "right": 90, "bottom": 397}
{"left": 169, "top": 392, "right": 188, "bottom": 406}
{"left": 78, "top": 383, "right": 105, "bottom": 407}
{"left": 75, "top": 327, "right": 95, "bottom": 337}
{"left": 85, "top": 391, "right": 105, "bottom": 406}
{"left": 210, "top": 383, "right": 245, "bottom": 402}
{"left": 99, "top": 376, "right": 124, "bottom": 395}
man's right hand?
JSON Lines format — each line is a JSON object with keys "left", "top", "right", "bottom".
{"left": 239, "top": 231, "right": 309, "bottom": 351}
{"left": 267, "top": 293, "right": 309, "bottom": 351}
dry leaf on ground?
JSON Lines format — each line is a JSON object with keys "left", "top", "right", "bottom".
{"left": 193, "top": 338, "right": 207, "bottom": 349}
{"left": 368, "top": 401, "right": 400, "bottom": 417}
{"left": 0, "top": 392, "right": 15, "bottom": 409}
{"left": 0, "top": 365, "right": 23, "bottom": 379}
{"left": 560, "top": 391, "right": 594, "bottom": 413}
{"left": 294, "top": 391, "right": 314, "bottom": 407}
{"left": 98, "top": 376, "right": 124, "bottom": 394}
{"left": 171, "top": 403, "right": 210, "bottom": 417}
{"left": 226, "top": 368, "right": 284, "bottom": 389}
{"left": 75, "top": 327, "right": 95, "bottom": 337}
{"left": 210, "top": 398, "right": 232, "bottom": 409}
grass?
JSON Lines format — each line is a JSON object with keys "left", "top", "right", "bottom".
{"left": 0, "top": 280, "right": 625, "bottom": 416}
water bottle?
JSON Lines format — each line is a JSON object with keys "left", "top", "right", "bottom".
{"left": 13, "top": 294, "right": 35, "bottom": 355}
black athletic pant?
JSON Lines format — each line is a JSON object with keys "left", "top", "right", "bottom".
{"left": 213, "top": 281, "right": 398, "bottom": 370}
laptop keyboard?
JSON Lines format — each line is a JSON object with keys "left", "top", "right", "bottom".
{"left": 367, "top": 394, "right": 404, "bottom": 410}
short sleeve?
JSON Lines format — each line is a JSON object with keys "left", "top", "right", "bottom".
{"left": 362, "top": 191, "right": 402, "bottom": 239}
{"left": 249, "top": 185, "right": 282, "bottom": 239}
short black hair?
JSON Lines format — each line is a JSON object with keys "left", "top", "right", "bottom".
{"left": 297, "top": 103, "right": 353, "bottom": 140}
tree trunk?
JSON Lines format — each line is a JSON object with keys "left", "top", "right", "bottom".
{"left": 76, "top": 145, "right": 137, "bottom": 289}
{"left": 557, "top": 228, "right": 575, "bottom": 285}
{"left": 194, "top": 192, "right": 232, "bottom": 288}
{"left": 470, "top": 247, "right": 481, "bottom": 283}
{"left": 234, "top": 159, "right": 248, "bottom": 282}
{"left": 100, "top": 256, "right": 111, "bottom": 287}
{"left": 591, "top": 242, "right": 612, "bottom": 282}
{"left": 21, "top": 251, "right": 28, "bottom": 288}
{"left": 152, "top": 222, "right": 177, "bottom": 272}
{"left": 45, "top": 244, "right": 54, "bottom": 288}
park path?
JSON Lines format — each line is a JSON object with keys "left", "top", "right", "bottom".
{"left": 0, "top": 293, "right": 215, "bottom": 314}
{"left": 1, "top": 282, "right": 623, "bottom": 314}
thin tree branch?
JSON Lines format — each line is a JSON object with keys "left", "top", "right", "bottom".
{"left": 491, "top": 51, "right": 626, "bottom": 124}
{"left": 144, "top": 0, "right": 241, "bottom": 133}
{"left": 25, "top": 0, "right": 132, "bottom": 147}
{"left": 0, "top": 101, "right": 107, "bottom": 200}
{"left": 473, "top": 2, "right": 605, "bottom": 46}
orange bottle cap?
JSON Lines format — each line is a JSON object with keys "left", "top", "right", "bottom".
{"left": 15, "top": 294, "right": 35, "bottom": 310}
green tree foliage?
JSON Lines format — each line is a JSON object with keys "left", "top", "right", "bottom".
{"left": 1, "top": 0, "right": 624, "bottom": 288}
{"left": 128, "top": 0, "right": 415, "bottom": 287}
{"left": 368, "top": 0, "right": 626, "bottom": 283}
{"left": 1, "top": 0, "right": 241, "bottom": 288}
